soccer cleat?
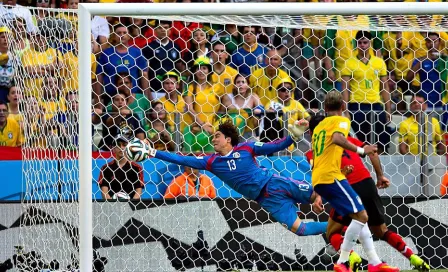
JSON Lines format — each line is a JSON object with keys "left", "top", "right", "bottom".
{"left": 334, "top": 262, "right": 352, "bottom": 272}
{"left": 368, "top": 262, "right": 400, "bottom": 272}
{"left": 349, "top": 250, "right": 362, "bottom": 272}
{"left": 410, "top": 254, "right": 430, "bottom": 272}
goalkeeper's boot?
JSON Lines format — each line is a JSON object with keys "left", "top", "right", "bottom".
{"left": 334, "top": 261, "right": 352, "bottom": 272}
{"left": 410, "top": 254, "right": 430, "bottom": 272}
{"left": 368, "top": 262, "right": 400, "bottom": 272}
{"left": 349, "top": 250, "right": 362, "bottom": 272}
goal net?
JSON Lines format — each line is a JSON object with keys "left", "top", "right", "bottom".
{"left": 0, "top": 3, "right": 446, "bottom": 271}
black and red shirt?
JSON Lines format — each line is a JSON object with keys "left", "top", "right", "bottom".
{"left": 98, "top": 160, "right": 144, "bottom": 198}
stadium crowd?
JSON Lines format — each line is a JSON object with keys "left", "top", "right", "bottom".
{"left": 0, "top": 0, "right": 447, "bottom": 160}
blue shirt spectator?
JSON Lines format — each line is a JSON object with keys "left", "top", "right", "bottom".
{"left": 230, "top": 26, "right": 268, "bottom": 76}
{"left": 95, "top": 24, "right": 148, "bottom": 102}
{"left": 142, "top": 20, "right": 181, "bottom": 93}
{"left": 412, "top": 58, "right": 443, "bottom": 108}
{"left": 407, "top": 32, "right": 445, "bottom": 109}
{"left": 96, "top": 46, "right": 148, "bottom": 96}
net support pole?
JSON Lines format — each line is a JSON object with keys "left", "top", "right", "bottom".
{"left": 78, "top": 4, "right": 93, "bottom": 272}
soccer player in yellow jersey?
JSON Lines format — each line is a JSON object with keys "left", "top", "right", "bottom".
{"left": 311, "top": 91, "right": 398, "bottom": 272}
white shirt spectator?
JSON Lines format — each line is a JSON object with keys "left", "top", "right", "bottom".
{"left": 0, "top": 5, "right": 37, "bottom": 34}
{"left": 91, "top": 16, "right": 109, "bottom": 41}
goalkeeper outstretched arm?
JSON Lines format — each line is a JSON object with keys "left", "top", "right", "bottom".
{"left": 151, "top": 150, "right": 208, "bottom": 170}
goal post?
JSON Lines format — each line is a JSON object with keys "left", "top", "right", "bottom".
{"left": 75, "top": 3, "right": 448, "bottom": 272}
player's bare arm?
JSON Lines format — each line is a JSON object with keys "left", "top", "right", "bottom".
{"left": 368, "top": 152, "right": 390, "bottom": 189}
{"left": 332, "top": 132, "right": 377, "bottom": 156}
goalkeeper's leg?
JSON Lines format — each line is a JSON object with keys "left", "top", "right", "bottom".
{"left": 255, "top": 176, "right": 327, "bottom": 236}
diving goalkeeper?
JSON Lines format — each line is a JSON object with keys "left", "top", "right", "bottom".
{"left": 141, "top": 120, "right": 327, "bottom": 237}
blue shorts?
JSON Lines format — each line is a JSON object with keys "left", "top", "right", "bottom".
{"left": 256, "top": 175, "right": 313, "bottom": 229}
{"left": 314, "top": 179, "right": 365, "bottom": 217}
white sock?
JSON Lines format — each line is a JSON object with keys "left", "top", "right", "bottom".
{"left": 358, "top": 223, "right": 382, "bottom": 265}
{"left": 337, "top": 219, "right": 365, "bottom": 264}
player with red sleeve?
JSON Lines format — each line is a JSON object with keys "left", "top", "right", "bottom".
{"left": 306, "top": 115, "right": 429, "bottom": 272}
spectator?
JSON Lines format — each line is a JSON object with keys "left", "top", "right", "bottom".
{"left": 210, "top": 41, "right": 239, "bottom": 95}
{"left": 95, "top": 24, "right": 149, "bottom": 102}
{"left": 228, "top": 74, "right": 261, "bottom": 139}
{"left": 39, "top": 76, "right": 66, "bottom": 121}
{"left": 182, "top": 28, "right": 210, "bottom": 71}
{"left": 143, "top": 20, "right": 181, "bottom": 100}
{"left": 0, "top": 0, "right": 37, "bottom": 34}
{"left": 53, "top": 91, "right": 81, "bottom": 148}
{"left": 341, "top": 31, "right": 391, "bottom": 154}
{"left": 261, "top": 80, "right": 310, "bottom": 148}
{"left": 61, "top": 37, "right": 97, "bottom": 94}
{"left": 0, "top": 100, "right": 21, "bottom": 147}
{"left": 322, "top": 16, "right": 383, "bottom": 92}
{"left": 164, "top": 164, "right": 216, "bottom": 199}
{"left": 383, "top": 31, "right": 413, "bottom": 96}
{"left": 170, "top": 21, "right": 203, "bottom": 54}
{"left": 56, "top": 0, "right": 79, "bottom": 33}
{"left": 33, "top": 0, "right": 51, "bottom": 24}
{"left": 20, "top": 96, "right": 44, "bottom": 147}
{"left": 0, "top": 26, "right": 14, "bottom": 102}
{"left": 21, "top": 29, "right": 62, "bottom": 98}
{"left": 83, "top": 0, "right": 110, "bottom": 51}
{"left": 403, "top": 30, "right": 448, "bottom": 60}
{"left": 8, "top": 15, "right": 29, "bottom": 59}
{"left": 182, "top": 122, "right": 214, "bottom": 154}
{"left": 183, "top": 56, "right": 231, "bottom": 135}
{"left": 157, "top": 71, "right": 188, "bottom": 131}
{"left": 106, "top": 71, "right": 151, "bottom": 122}
{"left": 250, "top": 49, "right": 293, "bottom": 107}
{"left": 398, "top": 94, "right": 445, "bottom": 155}
{"left": 406, "top": 33, "right": 447, "bottom": 113}
{"left": 231, "top": 25, "right": 268, "bottom": 76}
{"left": 210, "top": 24, "right": 241, "bottom": 54}
{"left": 98, "top": 135, "right": 144, "bottom": 200}
{"left": 100, "top": 91, "right": 145, "bottom": 150}
{"left": 145, "top": 101, "right": 175, "bottom": 151}
{"left": 6, "top": 85, "right": 19, "bottom": 123}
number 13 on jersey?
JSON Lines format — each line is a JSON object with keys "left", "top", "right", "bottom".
{"left": 227, "top": 159, "right": 237, "bottom": 171}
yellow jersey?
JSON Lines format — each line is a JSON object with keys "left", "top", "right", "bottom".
{"left": 404, "top": 31, "right": 448, "bottom": 59}
{"left": 0, "top": 117, "right": 22, "bottom": 147}
{"left": 212, "top": 65, "right": 239, "bottom": 95}
{"left": 265, "top": 99, "right": 310, "bottom": 151}
{"left": 382, "top": 32, "right": 414, "bottom": 80}
{"left": 157, "top": 94, "right": 189, "bottom": 131}
{"left": 341, "top": 56, "right": 387, "bottom": 104}
{"left": 311, "top": 115, "right": 351, "bottom": 186}
{"left": 186, "top": 84, "right": 224, "bottom": 125}
{"left": 39, "top": 98, "right": 67, "bottom": 121}
{"left": 398, "top": 115, "right": 443, "bottom": 155}
{"left": 264, "top": 99, "right": 309, "bottom": 127}
{"left": 250, "top": 68, "right": 293, "bottom": 106}
{"left": 333, "top": 15, "right": 375, "bottom": 80}
{"left": 21, "top": 47, "right": 62, "bottom": 97}
{"left": 61, "top": 52, "right": 97, "bottom": 93}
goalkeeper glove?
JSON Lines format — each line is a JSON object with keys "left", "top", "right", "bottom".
{"left": 288, "top": 119, "right": 309, "bottom": 141}
{"left": 143, "top": 139, "right": 157, "bottom": 157}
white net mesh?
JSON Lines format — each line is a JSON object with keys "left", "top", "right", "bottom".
{"left": 0, "top": 4, "right": 445, "bottom": 272}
